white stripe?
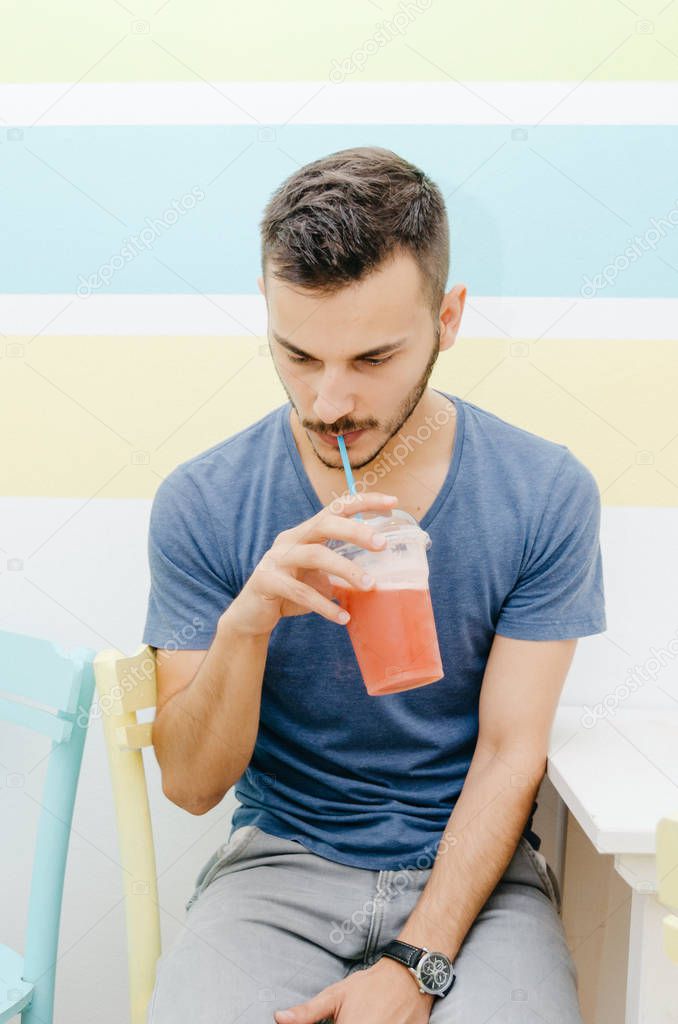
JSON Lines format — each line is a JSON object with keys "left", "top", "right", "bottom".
{"left": 1, "top": 294, "right": 677, "bottom": 340}
{"left": 0, "top": 501, "right": 676, "bottom": 712}
{"left": 3, "top": 81, "right": 678, "bottom": 127}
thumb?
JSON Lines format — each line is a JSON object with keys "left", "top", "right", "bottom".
{"left": 274, "top": 987, "right": 339, "bottom": 1024}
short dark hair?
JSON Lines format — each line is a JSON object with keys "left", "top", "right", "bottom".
{"left": 260, "top": 146, "right": 449, "bottom": 314}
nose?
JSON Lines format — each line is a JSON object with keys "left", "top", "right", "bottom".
{"left": 312, "top": 373, "right": 355, "bottom": 425}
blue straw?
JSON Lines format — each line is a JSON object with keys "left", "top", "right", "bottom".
{"left": 336, "top": 434, "right": 363, "bottom": 521}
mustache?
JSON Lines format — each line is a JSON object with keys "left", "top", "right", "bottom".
{"left": 306, "top": 424, "right": 376, "bottom": 435}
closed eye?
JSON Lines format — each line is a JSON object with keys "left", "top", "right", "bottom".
{"left": 287, "top": 354, "right": 392, "bottom": 367}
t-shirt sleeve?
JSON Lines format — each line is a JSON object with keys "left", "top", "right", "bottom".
{"left": 494, "top": 449, "right": 607, "bottom": 641}
{"left": 142, "top": 469, "right": 237, "bottom": 651}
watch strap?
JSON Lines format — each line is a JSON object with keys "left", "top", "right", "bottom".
{"left": 380, "top": 939, "right": 425, "bottom": 970}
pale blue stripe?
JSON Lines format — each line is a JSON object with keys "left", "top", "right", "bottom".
{"left": 2, "top": 126, "right": 677, "bottom": 297}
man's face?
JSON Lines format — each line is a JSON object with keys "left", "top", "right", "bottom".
{"left": 262, "top": 252, "right": 444, "bottom": 470}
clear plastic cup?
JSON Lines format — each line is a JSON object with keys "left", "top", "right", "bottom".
{"left": 325, "top": 509, "right": 444, "bottom": 696}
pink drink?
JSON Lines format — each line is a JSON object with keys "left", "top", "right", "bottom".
{"left": 331, "top": 581, "right": 444, "bottom": 695}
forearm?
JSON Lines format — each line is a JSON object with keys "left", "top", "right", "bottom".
{"left": 397, "top": 740, "right": 545, "bottom": 959}
{"left": 152, "top": 604, "right": 271, "bottom": 813}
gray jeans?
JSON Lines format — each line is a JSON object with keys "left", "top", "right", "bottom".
{"left": 148, "top": 824, "right": 583, "bottom": 1024}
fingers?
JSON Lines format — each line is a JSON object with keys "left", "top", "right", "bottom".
{"left": 273, "top": 571, "right": 351, "bottom": 625}
{"left": 276, "top": 492, "right": 397, "bottom": 554}
{"left": 253, "top": 492, "right": 399, "bottom": 629}
{"left": 329, "top": 491, "right": 398, "bottom": 517}
{"left": 276, "top": 543, "right": 375, "bottom": 592}
{"left": 303, "top": 492, "right": 398, "bottom": 548}
{"left": 321, "top": 513, "right": 391, "bottom": 549}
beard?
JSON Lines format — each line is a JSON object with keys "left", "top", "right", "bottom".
{"left": 277, "top": 332, "right": 441, "bottom": 470}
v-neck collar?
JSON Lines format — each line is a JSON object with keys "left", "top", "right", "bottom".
{"left": 279, "top": 388, "right": 466, "bottom": 532}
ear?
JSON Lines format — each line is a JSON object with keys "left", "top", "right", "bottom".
{"left": 438, "top": 283, "right": 467, "bottom": 352}
{"left": 257, "top": 275, "right": 265, "bottom": 295}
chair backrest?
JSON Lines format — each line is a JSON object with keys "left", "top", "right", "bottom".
{"left": 657, "top": 813, "right": 678, "bottom": 965}
{"left": 93, "top": 644, "right": 161, "bottom": 1024}
{"left": 0, "top": 628, "right": 95, "bottom": 1024}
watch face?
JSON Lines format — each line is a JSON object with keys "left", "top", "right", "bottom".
{"left": 418, "top": 951, "right": 454, "bottom": 994}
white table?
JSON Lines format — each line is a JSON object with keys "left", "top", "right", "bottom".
{"left": 547, "top": 707, "right": 678, "bottom": 1024}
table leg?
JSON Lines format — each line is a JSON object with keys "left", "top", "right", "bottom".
{"left": 625, "top": 887, "right": 678, "bottom": 1024}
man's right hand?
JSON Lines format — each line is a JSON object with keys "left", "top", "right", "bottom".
{"left": 225, "top": 491, "right": 399, "bottom": 638}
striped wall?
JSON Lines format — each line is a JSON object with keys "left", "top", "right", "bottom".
{"left": 1, "top": 5, "right": 677, "bottom": 1023}
{"left": 1, "top": 112, "right": 677, "bottom": 500}
{"left": 1, "top": 321, "right": 677, "bottom": 502}
{"left": 2, "top": 0, "right": 678, "bottom": 81}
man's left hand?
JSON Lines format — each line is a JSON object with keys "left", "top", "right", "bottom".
{"left": 273, "top": 956, "right": 435, "bottom": 1024}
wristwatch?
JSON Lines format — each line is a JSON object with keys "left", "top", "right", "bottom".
{"left": 379, "top": 939, "right": 456, "bottom": 998}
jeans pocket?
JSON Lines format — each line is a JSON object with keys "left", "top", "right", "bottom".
{"left": 185, "top": 825, "right": 260, "bottom": 912}
{"left": 518, "top": 837, "right": 561, "bottom": 914}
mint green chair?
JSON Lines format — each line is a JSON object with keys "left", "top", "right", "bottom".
{"left": 0, "top": 629, "right": 95, "bottom": 1023}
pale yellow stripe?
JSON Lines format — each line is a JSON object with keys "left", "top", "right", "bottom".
{"left": 1, "top": 0, "right": 676, "bottom": 82}
{"left": 2, "top": 335, "right": 677, "bottom": 504}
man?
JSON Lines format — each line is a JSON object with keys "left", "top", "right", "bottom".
{"left": 143, "top": 147, "right": 606, "bottom": 1024}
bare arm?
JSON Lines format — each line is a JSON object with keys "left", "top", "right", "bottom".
{"left": 151, "top": 612, "right": 271, "bottom": 814}
{"left": 397, "top": 634, "right": 577, "bottom": 957}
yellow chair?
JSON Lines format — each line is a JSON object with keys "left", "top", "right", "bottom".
{"left": 93, "top": 645, "right": 161, "bottom": 1024}
{"left": 656, "top": 812, "right": 678, "bottom": 965}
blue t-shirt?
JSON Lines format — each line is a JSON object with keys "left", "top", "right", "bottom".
{"left": 142, "top": 391, "right": 606, "bottom": 870}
